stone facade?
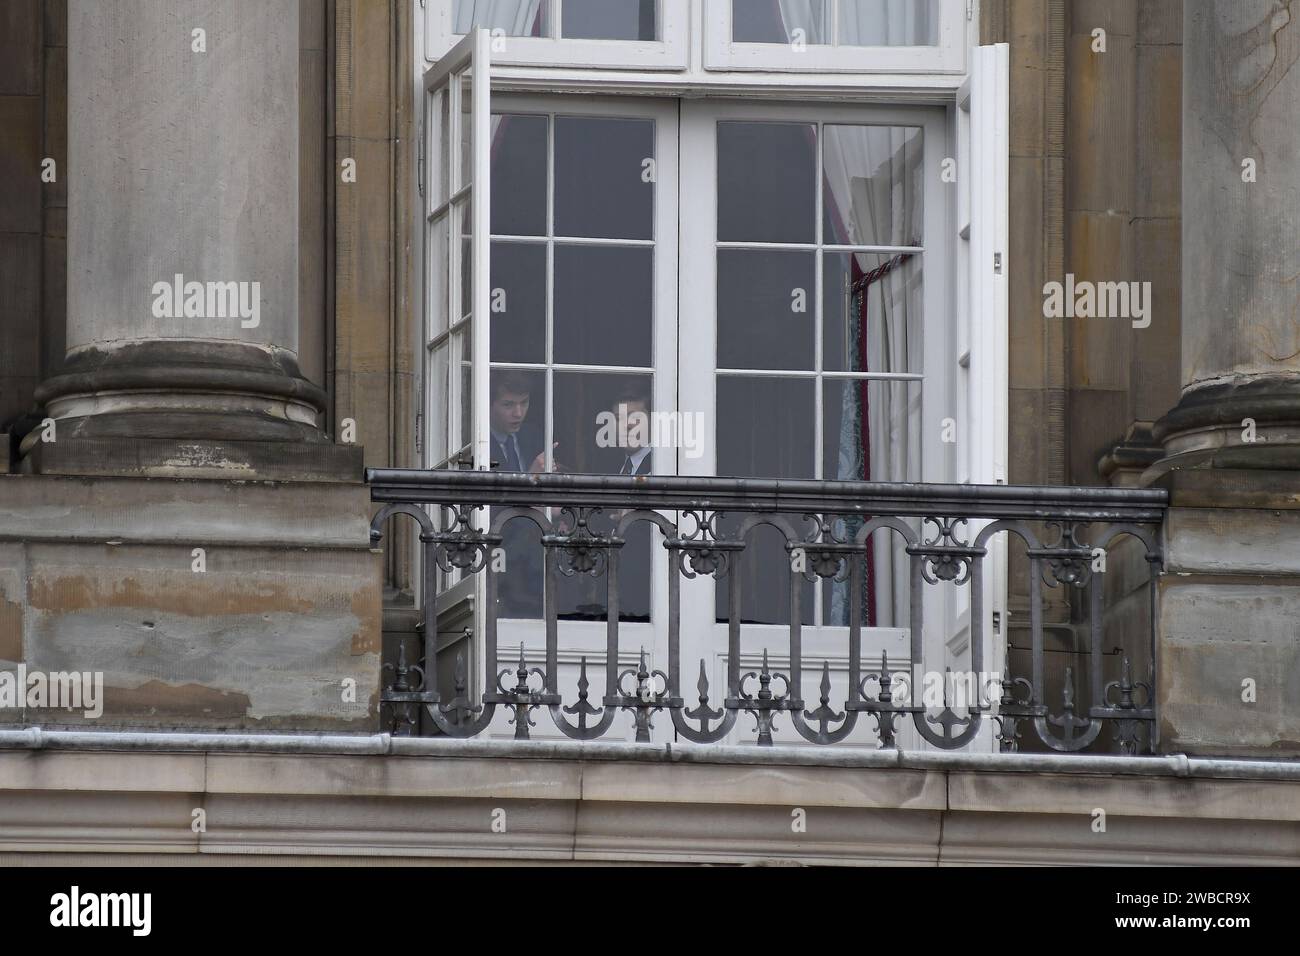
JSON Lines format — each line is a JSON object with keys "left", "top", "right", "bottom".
{"left": 0, "top": 0, "right": 1297, "bottom": 860}
{"left": 0, "top": 0, "right": 387, "bottom": 730}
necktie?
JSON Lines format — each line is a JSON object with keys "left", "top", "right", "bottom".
{"left": 502, "top": 436, "right": 522, "bottom": 472}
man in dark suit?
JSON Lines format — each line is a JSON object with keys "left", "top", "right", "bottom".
{"left": 489, "top": 371, "right": 549, "bottom": 475}
{"left": 609, "top": 386, "right": 653, "bottom": 477}
{"left": 606, "top": 385, "right": 653, "bottom": 621}
{"left": 488, "top": 372, "right": 549, "bottom": 618}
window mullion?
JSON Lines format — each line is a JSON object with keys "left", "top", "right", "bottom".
{"left": 545, "top": 111, "right": 556, "bottom": 474}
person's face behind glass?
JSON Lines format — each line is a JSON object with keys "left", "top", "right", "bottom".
{"left": 616, "top": 399, "right": 650, "bottom": 451}
{"left": 491, "top": 390, "right": 530, "bottom": 435}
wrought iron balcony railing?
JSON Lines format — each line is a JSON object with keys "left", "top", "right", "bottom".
{"left": 368, "top": 469, "right": 1167, "bottom": 755}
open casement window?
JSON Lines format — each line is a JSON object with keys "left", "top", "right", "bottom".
{"left": 941, "top": 42, "right": 1009, "bottom": 719}
{"left": 705, "top": 0, "right": 968, "bottom": 73}
{"left": 426, "top": 0, "right": 688, "bottom": 70}
{"left": 421, "top": 30, "right": 492, "bottom": 706}
{"left": 416, "top": 27, "right": 1011, "bottom": 746}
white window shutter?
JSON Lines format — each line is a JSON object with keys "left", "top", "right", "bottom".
{"left": 943, "top": 43, "right": 1009, "bottom": 738}
{"left": 965, "top": 42, "right": 1009, "bottom": 487}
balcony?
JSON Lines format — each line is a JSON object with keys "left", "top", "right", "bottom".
{"left": 368, "top": 469, "right": 1167, "bottom": 755}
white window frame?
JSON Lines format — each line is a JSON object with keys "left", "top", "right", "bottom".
{"left": 411, "top": 15, "right": 1010, "bottom": 745}
{"left": 480, "top": 93, "right": 681, "bottom": 740}
{"left": 418, "top": 29, "right": 493, "bottom": 703}
{"left": 484, "top": 93, "right": 680, "bottom": 479}
{"left": 677, "top": 99, "right": 945, "bottom": 747}
{"left": 677, "top": 100, "right": 946, "bottom": 486}
{"left": 422, "top": 30, "right": 492, "bottom": 473}
{"left": 948, "top": 43, "right": 1008, "bottom": 700}
{"left": 426, "top": 0, "right": 689, "bottom": 71}
{"left": 703, "top": 0, "right": 968, "bottom": 74}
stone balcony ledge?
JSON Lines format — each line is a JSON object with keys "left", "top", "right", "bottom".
{"left": 0, "top": 730, "right": 1296, "bottom": 865}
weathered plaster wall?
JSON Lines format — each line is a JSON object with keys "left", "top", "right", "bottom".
{"left": 1155, "top": 476, "right": 1300, "bottom": 757}
{"left": 0, "top": 1, "right": 389, "bottom": 731}
{"left": 0, "top": 475, "right": 381, "bottom": 730}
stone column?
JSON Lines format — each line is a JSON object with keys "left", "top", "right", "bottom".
{"left": 1153, "top": 0, "right": 1300, "bottom": 466}
{"left": 28, "top": 0, "right": 327, "bottom": 463}
{"left": 1148, "top": 1, "right": 1300, "bottom": 758}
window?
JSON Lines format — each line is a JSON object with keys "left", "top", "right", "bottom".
{"left": 730, "top": 0, "right": 940, "bottom": 46}
{"left": 416, "top": 18, "right": 1009, "bottom": 743}
{"left": 484, "top": 96, "right": 678, "bottom": 627}
{"left": 677, "top": 107, "right": 933, "bottom": 631}
{"left": 427, "top": 0, "right": 689, "bottom": 69}
{"left": 705, "top": 0, "right": 967, "bottom": 72}
{"left": 422, "top": 32, "right": 487, "bottom": 474}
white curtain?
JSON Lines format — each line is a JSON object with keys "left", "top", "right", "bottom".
{"left": 455, "top": 0, "right": 545, "bottom": 37}
{"left": 831, "top": 0, "right": 934, "bottom": 45}
{"left": 772, "top": 0, "right": 830, "bottom": 43}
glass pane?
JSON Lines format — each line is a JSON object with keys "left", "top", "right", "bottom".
{"left": 489, "top": 368, "right": 549, "bottom": 619}
{"left": 716, "top": 521, "right": 815, "bottom": 626}
{"left": 821, "top": 379, "right": 920, "bottom": 628}
{"left": 716, "top": 376, "right": 814, "bottom": 479}
{"left": 553, "top": 371, "right": 655, "bottom": 475}
{"left": 490, "top": 114, "right": 548, "bottom": 236}
{"left": 822, "top": 125, "right": 923, "bottom": 246}
{"left": 717, "top": 249, "right": 815, "bottom": 370}
{"left": 822, "top": 252, "right": 922, "bottom": 374}
{"left": 456, "top": 327, "right": 473, "bottom": 452}
{"left": 454, "top": 0, "right": 547, "bottom": 37}
{"left": 838, "top": 0, "right": 939, "bottom": 46}
{"left": 551, "top": 371, "right": 655, "bottom": 623}
{"left": 495, "top": 511, "right": 544, "bottom": 619}
{"left": 426, "top": 216, "right": 449, "bottom": 337}
{"left": 489, "top": 368, "right": 548, "bottom": 473}
{"left": 554, "top": 244, "right": 653, "bottom": 367}
{"left": 822, "top": 378, "right": 920, "bottom": 481}
{"left": 430, "top": 88, "right": 449, "bottom": 208}
{"left": 459, "top": 79, "right": 473, "bottom": 192}
{"left": 731, "top": 0, "right": 828, "bottom": 44}
{"left": 714, "top": 370, "right": 817, "bottom": 626}
{"left": 489, "top": 241, "right": 546, "bottom": 363}
{"left": 562, "top": 0, "right": 657, "bottom": 40}
{"left": 427, "top": 342, "right": 449, "bottom": 463}
{"left": 717, "top": 122, "right": 816, "bottom": 243}
{"left": 555, "top": 116, "right": 654, "bottom": 240}
{"left": 457, "top": 197, "right": 472, "bottom": 320}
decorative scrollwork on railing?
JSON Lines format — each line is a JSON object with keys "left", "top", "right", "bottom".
{"left": 549, "top": 506, "right": 616, "bottom": 577}
{"left": 1036, "top": 521, "right": 1095, "bottom": 589}
{"left": 368, "top": 469, "right": 1167, "bottom": 755}
{"left": 430, "top": 503, "right": 498, "bottom": 574}
{"left": 912, "top": 516, "right": 980, "bottom": 585}
{"left": 670, "top": 509, "right": 741, "bottom": 579}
